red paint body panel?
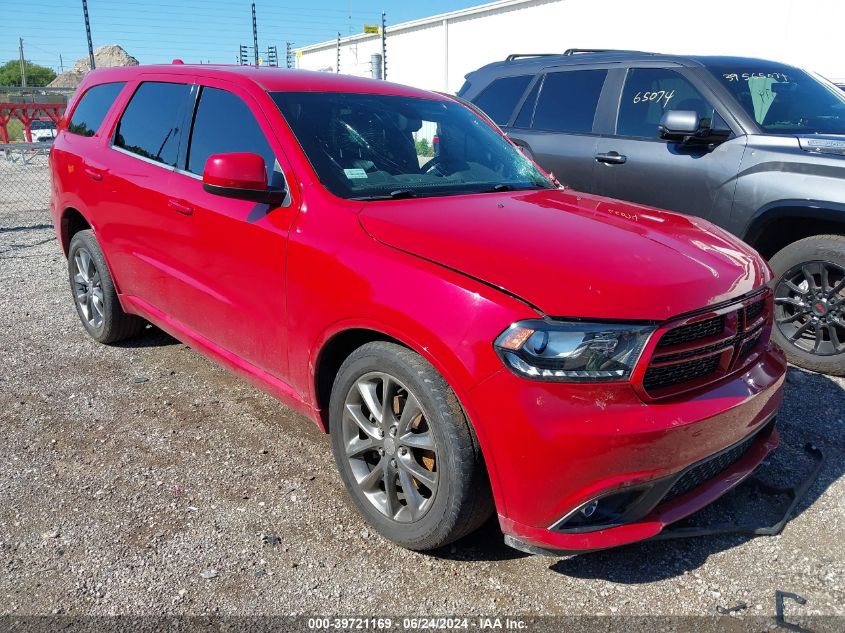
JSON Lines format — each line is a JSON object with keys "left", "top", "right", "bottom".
{"left": 49, "top": 64, "right": 787, "bottom": 553}
{"left": 470, "top": 344, "right": 784, "bottom": 530}
{"left": 359, "top": 189, "right": 771, "bottom": 320}
{"left": 500, "top": 426, "right": 780, "bottom": 553}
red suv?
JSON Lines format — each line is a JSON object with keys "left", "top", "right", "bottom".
{"left": 49, "top": 64, "right": 786, "bottom": 555}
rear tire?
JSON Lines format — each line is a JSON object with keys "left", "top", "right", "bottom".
{"left": 770, "top": 235, "right": 845, "bottom": 376}
{"left": 329, "top": 341, "right": 494, "bottom": 550}
{"left": 68, "top": 230, "right": 146, "bottom": 344}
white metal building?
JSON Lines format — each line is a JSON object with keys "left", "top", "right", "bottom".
{"left": 295, "top": 0, "right": 845, "bottom": 93}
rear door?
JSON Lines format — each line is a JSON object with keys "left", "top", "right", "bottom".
{"left": 95, "top": 76, "right": 196, "bottom": 313}
{"left": 164, "top": 78, "right": 298, "bottom": 378}
{"left": 592, "top": 65, "right": 746, "bottom": 226}
{"left": 503, "top": 66, "right": 612, "bottom": 192}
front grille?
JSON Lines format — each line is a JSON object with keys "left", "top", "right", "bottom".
{"left": 662, "top": 433, "right": 757, "bottom": 503}
{"left": 643, "top": 292, "right": 770, "bottom": 397}
{"left": 657, "top": 339, "right": 731, "bottom": 363}
{"left": 657, "top": 315, "right": 725, "bottom": 347}
{"left": 643, "top": 354, "right": 720, "bottom": 391}
{"left": 737, "top": 328, "right": 763, "bottom": 359}
{"left": 745, "top": 298, "right": 765, "bottom": 324}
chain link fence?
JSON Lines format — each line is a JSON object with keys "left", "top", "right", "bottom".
{"left": 0, "top": 143, "right": 52, "bottom": 225}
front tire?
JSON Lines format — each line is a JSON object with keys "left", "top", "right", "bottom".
{"left": 770, "top": 235, "right": 845, "bottom": 375}
{"left": 329, "top": 341, "right": 494, "bottom": 550}
{"left": 68, "top": 230, "right": 146, "bottom": 344}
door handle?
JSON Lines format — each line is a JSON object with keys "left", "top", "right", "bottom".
{"left": 595, "top": 151, "right": 627, "bottom": 165}
{"left": 83, "top": 167, "right": 103, "bottom": 181}
{"left": 167, "top": 198, "right": 194, "bottom": 216}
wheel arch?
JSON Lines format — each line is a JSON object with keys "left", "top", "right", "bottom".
{"left": 59, "top": 206, "right": 92, "bottom": 255}
{"left": 743, "top": 200, "right": 845, "bottom": 259}
{"left": 312, "top": 326, "right": 405, "bottom": 432}
{"left": 310, "top": 320, "right": 506, "bottom": 514}
{"left": 311, "top": 321, "right": 483, "bottom": 432}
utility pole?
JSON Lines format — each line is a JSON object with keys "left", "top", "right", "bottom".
{"left": 336, "top": 32, "right": 341, "bottom": 73}
{"left": 82, "top": 0, "right": 95, "bottom": 70}
{"left": 381, "top": 12, "right": 387, "bottom": 80}
{"left": 285, "top": 42, "right": 292, "bottom": 69}
{"left": 251, "top": 2, "right": 259, "bottom": 66}
{"left": 18, "top": 38, "right": 27, "bottom": 88}
{"left": 59, "top": 54, "right": 64, "bottom": 73}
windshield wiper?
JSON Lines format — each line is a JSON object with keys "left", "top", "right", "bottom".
{"left": 351, "top": 189, "right": 421, "bottom": 201}
{"left": 387, "top": 189, "right": 419, "bottom": 199}
{"left": 480, "top": 184, "right": 516, "bottom": 193}
{"left": 479, "top": 183, "right": 553, "bottom": 194}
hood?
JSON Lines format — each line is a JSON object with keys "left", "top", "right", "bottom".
{"left": 358, "top": 189, "right": 770, "bottom": 321}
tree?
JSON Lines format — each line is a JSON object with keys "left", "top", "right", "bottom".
{"left": 415, "top": 137, "right": 432, "bottom": 157}
{"left": 0, "top": 60, "right": 57, "bottom": 87}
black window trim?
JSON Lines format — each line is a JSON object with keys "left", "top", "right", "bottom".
{"left": 506, "top": 73, "right": 543, "bottom": 129}
{"left": 608, "top": 65, "right": 739, "bottom": 143}
{"left": 176, "top": 83, "right": 202, "bottom": 177}
{"left": 109, "top": 79, "right": 194, "bottom": 171}
{"left": 66, "top": 81, "right": 127, "bottom": 138}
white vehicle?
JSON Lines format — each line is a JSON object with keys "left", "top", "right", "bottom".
{"left": 30, "top": 119, "right": 57, "bottom": 142}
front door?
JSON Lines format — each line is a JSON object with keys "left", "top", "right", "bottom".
{"left": 165, "top": 80, "right": 298, "bottom": 378}
{"left": 592, "top": 67, "right": 746, "bottom": 227}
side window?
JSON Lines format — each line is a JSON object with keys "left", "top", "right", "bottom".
{"left": 113, "top": 82, "right": 191, "bottom": 166}
{"left": 186, "top": 87, "right": 277, "bottom": 183}
{"left": 617, "top": 68, "right": 715, "bottom": 139}
{"left": 67, "top": 82, "right": 125, "bottom": 137}
{"left": 471, "top": 75, "right": 532, "bottom": 126}
{"left": 532, "top": 70, "right": 607, "bottom": 133}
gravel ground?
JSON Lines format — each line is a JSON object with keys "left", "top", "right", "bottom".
{"left": 0, "top": 161, "right": 843, "bottom": 624}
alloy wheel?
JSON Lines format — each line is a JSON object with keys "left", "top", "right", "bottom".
{"left": 774, "top": 260, "right": 845, "bottom": 356}
{"left": 341, "top": 371, "right": 439, "bottom": 523}
{"left": 71, "top": 247, "right": 105, "bottom": 330}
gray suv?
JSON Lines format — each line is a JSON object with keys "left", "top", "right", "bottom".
{"left": 461, "top": 50, "right": 845, "bottom": 375}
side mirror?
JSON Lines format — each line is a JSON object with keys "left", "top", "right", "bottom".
{"left": 659, "top": 110, "right": 731, "bottom": 145}
{"left": 202, "top": 152, "right": 285, "bottom": 205}
{"left": 658, "top": 110, "right": 700, "bottom": 140}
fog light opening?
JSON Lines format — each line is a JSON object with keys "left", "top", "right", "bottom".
{"left": 552, "top": 488, "right": 649, "bottom": 532}
{"left": 580, "top": 499, "right": 599, "bottom": 518}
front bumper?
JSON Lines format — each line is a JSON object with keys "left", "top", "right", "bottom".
{"left": 467, "top": 343, "right": 786, "bottom": 554}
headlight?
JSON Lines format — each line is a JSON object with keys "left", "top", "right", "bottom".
{"left": 494, "top": 320, "right": 655, "bottom": 382}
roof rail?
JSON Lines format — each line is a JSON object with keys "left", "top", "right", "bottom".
{"left": 563, "top": 48, "right": 653, "bottom": 56}
{"left": 504, "top": 53, "right": 560, "bottom": 62}
{"left": 506, "top": 49, "right": 653, "bottom": 62}
{"left": 563, "top": 48, "right": 612, "bottom": 56}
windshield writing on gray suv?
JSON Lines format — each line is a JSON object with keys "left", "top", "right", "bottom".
{"left": 709, "top": 64, "right": 845, "bottom": 135}
{"left": 270, "top": 92, "right": 554, "bottom": 200}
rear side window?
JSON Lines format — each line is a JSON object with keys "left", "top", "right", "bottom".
{"left": 532, "top": 70, "right": 607, "bottom": 133}
{"left": 67, "top": 82, "right": 125, "bottom": 137}
{"left": 113, "top": 82, "right": 191, "bottom": 166}
{"left": 471, "top": 75, "right": 532, "bottom": 125}
{"left": 617, "top": 68, "right": 715, "bottom": 138}
{"left": 186, "top": 87, "right": 277, "bottom": 183}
